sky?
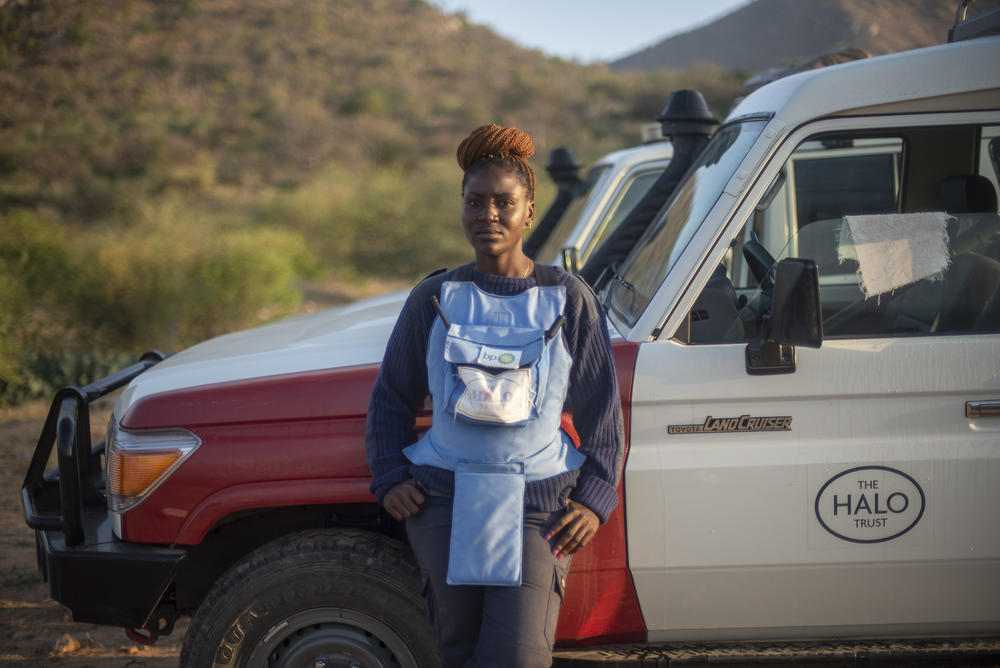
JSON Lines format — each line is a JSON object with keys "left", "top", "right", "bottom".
{"left": 427, "top": 0, "right": 753, "bottom": 64}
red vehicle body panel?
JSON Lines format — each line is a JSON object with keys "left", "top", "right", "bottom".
{"left": 119, "top": 365, "right": 379, "bottom": 543}
{"left": 555, "top": 340, "right": 646, "bottom": 644}
{"left": 119, "top": 341, "right": 646, "bottom": 643}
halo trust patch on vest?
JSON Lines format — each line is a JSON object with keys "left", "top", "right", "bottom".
{"left": 807, "top": 463, "right": 930, "bottom": 549}
{"left": 456, "top": 366, "right": 531, "bottom": 423}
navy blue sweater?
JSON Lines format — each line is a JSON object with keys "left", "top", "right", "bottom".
{"left": 365, "top": 264, "right": 623, "bottom": 523}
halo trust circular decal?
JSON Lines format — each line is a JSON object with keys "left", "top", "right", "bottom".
{"left": 814, "top": 466, "right": 925, "bottom": 544}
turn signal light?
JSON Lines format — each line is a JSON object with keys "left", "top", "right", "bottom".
{"left": 105, "top": 418, "right": 201, "bottom": 517}
{"left": 107, "top": 449, "right": 183, "bottom": 498}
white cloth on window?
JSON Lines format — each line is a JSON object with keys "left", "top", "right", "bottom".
{"left": 838, "top": 212, "right": 951, "bottom": 297}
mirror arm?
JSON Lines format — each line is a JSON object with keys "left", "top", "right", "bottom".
{"left": 745, "top": 315, "right": 797, "bottom": 374}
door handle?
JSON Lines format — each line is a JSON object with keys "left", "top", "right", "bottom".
{"left": 966, "top": 401, "right": 1000, "bottom": 418}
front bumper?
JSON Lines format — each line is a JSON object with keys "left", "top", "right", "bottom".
{"left": 21, "top": 352, "right": 185, "bottom": 630}
{"left": 33, "top": 509, "right": 185, "bottom": 629}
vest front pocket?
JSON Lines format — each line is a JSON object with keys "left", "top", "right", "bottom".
{"left": 443, "top": 324, "right": 544, "bottom": 426}
{"left": 453, "top": 366, "right": 532, "bottom": 424}
{"left": 447, "top": 461, "right": 525, "bottom": 586}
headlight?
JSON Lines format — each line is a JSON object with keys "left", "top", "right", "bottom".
{"left": 106, "top": 418, "right": 201, "bottom": 517}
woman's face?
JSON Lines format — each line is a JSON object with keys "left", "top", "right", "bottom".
{"left": 461, "top": 164, "right": 535, "bottom": 260}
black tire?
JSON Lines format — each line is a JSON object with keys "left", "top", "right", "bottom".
{"left": 180, "top": 528, "right": 438, "bottom": 668}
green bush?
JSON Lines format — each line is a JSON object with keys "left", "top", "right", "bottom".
{"left": 0, "top": 206, "right": 322, "bottom": 406}
{"left": 0, "top": 276, "right": 27, "bottom": 393}
{"left": 72, "top": 209, "right": 319, "bottom": 351}
{"left": 339, "top": 87, "right": 391, "bottom": 117}
{"left": 0, "top": 349, "right": 138, "bottom": 407}
{"left": 331, "top": 158, "right": 470, "bottom": 279}
{"left": 0, "top": 210, "right": 72, "bottom": 395}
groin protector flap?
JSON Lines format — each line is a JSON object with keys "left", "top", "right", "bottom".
{"left": 447, "top": 461, "right": 525, "bottom": 586}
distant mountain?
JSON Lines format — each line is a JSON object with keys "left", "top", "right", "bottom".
{"left": 612, "top": 0, "right": 998, "bottom": 73}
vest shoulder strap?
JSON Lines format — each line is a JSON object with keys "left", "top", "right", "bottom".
{"left": 533, "top": 263, "right": 561, "bottom": 287}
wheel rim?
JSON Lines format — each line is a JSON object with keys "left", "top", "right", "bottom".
{"left": 249, "top": 607, "right": 418, "bottom": 668}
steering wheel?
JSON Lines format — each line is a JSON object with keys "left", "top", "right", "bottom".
{"left": 742, "top": 230, "right": 776, "bottom": 290}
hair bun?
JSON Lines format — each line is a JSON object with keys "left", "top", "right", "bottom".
{"left": 456, "top": 124, "right": 535, "bottom": 171}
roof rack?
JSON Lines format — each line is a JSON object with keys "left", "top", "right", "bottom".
{"left": 949, "top": 0, "right": 1000, "bottom": 42}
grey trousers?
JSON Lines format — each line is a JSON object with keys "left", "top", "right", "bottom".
{"left": 405, "top": 493, "right": 572, "bottom": 668}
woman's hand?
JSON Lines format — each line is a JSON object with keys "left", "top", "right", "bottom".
{"left": 383, "top": 479, "right": 425, "bottom": 520}
{"left": 546, "top": 500, "right": 599, "bottom": 559}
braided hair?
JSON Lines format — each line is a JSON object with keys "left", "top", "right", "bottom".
{"left": 456, "top": 124, "right": 536, "bottom": 201}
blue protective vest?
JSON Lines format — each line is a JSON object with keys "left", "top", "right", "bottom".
{"left": 403, "top": 266, "right": 584, "bottom": 585}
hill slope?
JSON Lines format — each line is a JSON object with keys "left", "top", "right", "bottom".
{"left": 612, "top": 0, "right": 992, "bottom": 72}
{"left": 0, "top": 0, "right": 743, "bottom": 224}
{"left": 0, "top": 0, "right": 748, "bottom": 391}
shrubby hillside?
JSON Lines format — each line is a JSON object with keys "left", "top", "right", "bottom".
{"left": 0, "top": 0, "right": 747, "bottom": 403}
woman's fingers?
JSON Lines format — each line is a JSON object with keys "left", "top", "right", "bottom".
{"left": 383, "top": 480, "right": 425, "bottom": 520}
{"left": 547, "top": 501, "right": 599, "bottom": 558}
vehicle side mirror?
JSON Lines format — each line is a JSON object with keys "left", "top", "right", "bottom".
{"left": 562, "top": 246, "right": 580, "bottom": 274}
{"left": 771, "top": 258, "right": 823, "bottom": 347}
{"left": 746, "top": 258, "right": 823, "bottom": 374}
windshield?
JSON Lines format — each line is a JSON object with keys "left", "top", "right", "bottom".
{"left": 533, "top": 164, "right": 610, "bottom": 264}
{"left": 608, "top": 120, "right": 767, "bottom": 325}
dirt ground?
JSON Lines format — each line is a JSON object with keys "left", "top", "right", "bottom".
{"left": 1, "top": 399, "right": 187, "bottom": 668}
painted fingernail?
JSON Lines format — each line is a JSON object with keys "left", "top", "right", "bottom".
{"left": 544, "top": 534, "right": 552, "bottom": 541}
{"left": 551, "top": 548, "right": 559, "bottom": 557}
{"left": 557, "top": 554, "right": 564, "bottom": 560}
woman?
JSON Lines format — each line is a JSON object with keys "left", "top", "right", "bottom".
{"left": 365, "top": 124, "right": 623, "bottom": 667}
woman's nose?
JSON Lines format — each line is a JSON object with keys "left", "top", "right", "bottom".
{"left": 479, "top": 202, "right": 499, "bottom": 221}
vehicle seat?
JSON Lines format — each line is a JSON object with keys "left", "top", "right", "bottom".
{"left": 932, "top": 175, "right": 1000, "bottom": 333}
{"left": 687, "top": 264, "right": 744, "bottom": 342}
{"left": 870, "top": 176, "right": 998, "bottom": 334}
{"left": 975, "top": 281, "right": 1000, "bottom": 331}
{"left": 941, "top": 174, "right": 998, "bottom": 215}
{"left": 933, "top": 251, "right": 1000, "bottom": 332}
{"left": 942, "top": 177, "right": 1000, "bottom": 263}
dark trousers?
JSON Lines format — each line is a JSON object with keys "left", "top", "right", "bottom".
{"left": 405, "top": 494, "right": 571, "bottom": 668}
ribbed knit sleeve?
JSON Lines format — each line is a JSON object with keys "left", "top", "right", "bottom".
{"left": 365, "top": 276, "right": 440, "bottom": 503}
{"left": 561, "top": 275, "right": 624, "bottom": 523}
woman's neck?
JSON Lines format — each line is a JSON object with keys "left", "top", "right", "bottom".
{"left": 475, "top": 252, "right": 534, "bottom": 279}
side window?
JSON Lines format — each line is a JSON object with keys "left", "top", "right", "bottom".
{"left": 579, "top": 168, "right": 663, "bottom": 265}
{"left": 683, "top": 125, "right": 1000, "bottom": 344}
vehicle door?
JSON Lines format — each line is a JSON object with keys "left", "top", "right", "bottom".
{"left": 621, "top": 115, "right": 1000, "bottom": 640}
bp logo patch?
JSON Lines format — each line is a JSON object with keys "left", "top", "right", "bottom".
{"left": 476, "top": 345, "right": 522, "bottom": 369}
